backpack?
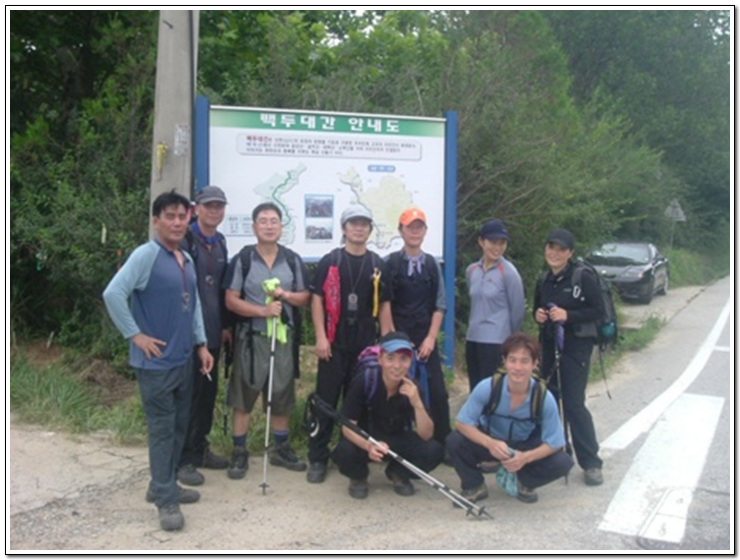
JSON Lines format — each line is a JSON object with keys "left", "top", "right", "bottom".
{"left": 386, "top": 251, "right": 439, "bottom": 306}
{"left": 234, "top": 244, "right": 304, "bottom": 378}
{"left": 481, "top": 370, "right": 548, "bottom": 426}
{"left": 183, "top": 228, "right": 228, "bottom": 265}
{"left": 354, "top": 345, "right": 430, "bottom": 408}
{"left": 571, "top": 259, "right": 618, "bottom": 352}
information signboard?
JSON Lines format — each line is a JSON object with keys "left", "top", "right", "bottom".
{"left": 208, "top": 106, "right": 446, "bottom": 260}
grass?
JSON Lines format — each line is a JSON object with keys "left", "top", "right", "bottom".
{"left": 587, "top": 314, "right": 664, "bottom": 383}
{"left": 2, "top": 302, "right": 678, "bottom": 457}
{"left": 666, "top": 247, "right": 730, "bottom": 287}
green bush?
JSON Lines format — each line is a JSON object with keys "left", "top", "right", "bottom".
{"left": 665, "top": 247, "right": 729, "bottom": 287}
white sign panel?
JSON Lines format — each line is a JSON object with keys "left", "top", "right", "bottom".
{"left": 209, "top": 106, "right": 446, "bottom": 261}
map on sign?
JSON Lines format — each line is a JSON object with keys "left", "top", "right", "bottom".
{"left": 209, "top": 107, "right": 446, "bottom": 261}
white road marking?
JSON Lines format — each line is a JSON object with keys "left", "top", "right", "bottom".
{"left": 601, "top": 299, "right": 730, "bottom": 451}
{"left": 598, "top": 392, "right": 724, "bottom": 542}
{"left": 714, "top": 346, "right": 731, "bottom": 353}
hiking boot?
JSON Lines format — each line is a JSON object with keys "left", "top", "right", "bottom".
{"left": 477, "top": 460, "right": 502, "bottom": 473}
{"left": 269, "top": 442, "right": 308, "bottom": 472}
{"left": 348, "top": 478, "right": 369, "bottom": 499}
{"left": 227, "top": 447, "right": 249, "bottom": 480}
{"left": 584, "top": 467, "right": 604, "bottom": 486}
{"left": 157, "top": 503, "right": 184, "bottom": 531}
{"left": 177, "top": 463, "right": 205, "bottom": 486}
{"left": 460, "top": 482, "right": 488, "bottom": 503}
{"left": 516, "top": 481, "right": 538, "bottom": 504}
{"left": 442, "top": 450, "right": 454, "bottom": 467}
{"left": 202, "top": 448, "right": 229, "bottom": 470}
{"left": 386, "top": 470, "right": 415, "bottom": 497}
{"left": 306, "top": 461, "right": 328, "bottom": 484}
{"left": 146, "top": 484, "right": 201, "bottom": 505}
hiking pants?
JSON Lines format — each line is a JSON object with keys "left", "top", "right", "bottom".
{"left": 446, "top": 430, "right": 573, "bottom": 490}
{"left": 308, "top": 344, "right": 364, "bottom": 465}
{"left": 332, "top": 431, "right": 444, "bottom": 481}
{"left": 424, "top": 346, "right": 451, "bottom": 445}
{"left": 542, "top": 336, "right": 603, "bottom": 470}
{"left": 465, "top": 341, "right": 503, "bottom": 392}
{"left": 179, "top": 346, "right": 221, "bottom": 468}
{"left": 136, "top": 360, "right": 193, "bottom": 508}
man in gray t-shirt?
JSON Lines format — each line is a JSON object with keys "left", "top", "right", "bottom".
{"left": 223, "top": 202, "right": 311, "bottom": 480}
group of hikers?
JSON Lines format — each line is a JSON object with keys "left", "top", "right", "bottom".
{"left": 103, "top": 187, "right": 605, "bottom": 532}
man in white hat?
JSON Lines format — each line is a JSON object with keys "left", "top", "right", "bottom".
{"left": 307, "top": 204, "right": 393, "bottom": 484}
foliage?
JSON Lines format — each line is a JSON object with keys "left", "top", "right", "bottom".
{"left": 10, "top": 11, "right": 156, "bottom": 350}
{"left": 9, "top": 9, "right": 730, "bottom": 368}
{"left": 665, "top": 247, "right": 730, "bottom": 287}
{"left": 10, "top": 351, "right": 101, "bottom": 432}
{"left": 546, "top": 10, "right": 731, "bottom": 252}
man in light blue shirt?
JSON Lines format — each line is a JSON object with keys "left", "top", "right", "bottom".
{"left": 103, "top": 190, "right": 213, "bottom": 532}
{"left": 447, "top": 332, "right": 573, "bottom": 504}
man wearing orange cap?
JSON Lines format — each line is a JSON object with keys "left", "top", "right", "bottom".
{"left": 385, "top": 208, "right": 451, "bottom": 450}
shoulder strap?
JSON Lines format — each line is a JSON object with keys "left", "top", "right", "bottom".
{"left": 183, "top": 229, "right": 197, "bottom": 262}
{"left": 530, "top": 377, "right": 548, "bottom": 423}
{"left": 485, "top": 371, "right": 547, "bottom": 423}
{"left": 484, "top": 371, "right": 506, "bottom": 417}
{"left": 364, "top": 366, "right": 380, "bottom": 405}
{"left": 572, "top": 262, "right": 583, "bottom": 290}
{"left": 238, "top": 245, "right": 255, "bottom": 291}
{"left": 279, "top": 245, "right": 299, "bottom": 291}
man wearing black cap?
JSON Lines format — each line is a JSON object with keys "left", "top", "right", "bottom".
{"left": 331, "top": 331, "right": 444, "bottom": 499}
{"left": 533, "top": 228, "right": 605, "bottom": 487}
{"left": 464, "top": 218, "right": 526, "bottom": 391}
{"left": 177, "top": 185, "right": 232, "bottom": 486}
{"left": 307, "top": 205, "right": 393, "bottom": 484}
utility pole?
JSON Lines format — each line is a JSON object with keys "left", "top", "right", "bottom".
{"left": 149, "top": 10, "right": 199, "bottom": 238}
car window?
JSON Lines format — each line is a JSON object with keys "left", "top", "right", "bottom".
{"left": 587, "top": 243, "right": 650, "bottom": 266}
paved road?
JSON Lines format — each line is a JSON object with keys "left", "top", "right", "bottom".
{"left": 7, "top": 279, "right": 732, "bottom": 552}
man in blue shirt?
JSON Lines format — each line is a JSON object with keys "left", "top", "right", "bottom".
{"left": 446, "top": 332, "right": 573, "bottom": 504}
{"left": 103, "top": 190, "right": 214, "bottom": 531}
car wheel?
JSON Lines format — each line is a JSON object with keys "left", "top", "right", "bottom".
{"left": 639, "top": 279, "right": 654, "bottom": 304}
{"left": 658, "top": 275, "right": 669, "bottom": 296}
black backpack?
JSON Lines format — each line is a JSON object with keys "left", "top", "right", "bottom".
{"left": 182, "top": 229, "right": 229, "bottom": 269}
{"left": 233, "top": 244, "right": 304, "bottom": 379}
{"left": 571, "top": 259, "right": 618, "bottom": 352}
{"left": 481, "top": 370, "right": 548, "bottom": 426}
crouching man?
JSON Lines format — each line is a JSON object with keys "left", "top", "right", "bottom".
{"left": 446, "top": 332, "right": 573, "bottom": 504}
{"left": 332, "top": 331, "right": 444, "bottom": 499}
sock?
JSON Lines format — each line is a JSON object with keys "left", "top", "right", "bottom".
{"left": 274, "top": 430, "right": 289, "bottom": 445}
{"left": 233, "top": 433, "right": 247, "bottom": 449}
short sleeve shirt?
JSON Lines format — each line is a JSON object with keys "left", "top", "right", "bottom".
{"left": 457, "top": 376, "right": 565, "bottom": 448}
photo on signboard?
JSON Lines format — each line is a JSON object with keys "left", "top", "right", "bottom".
{"left": 305, "top": 194, "right": 334, "bottom": 218}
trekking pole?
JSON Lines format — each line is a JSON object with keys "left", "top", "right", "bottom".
{"left": 223, "top": 341, "right": 233, "bottom": 436}
{"left": 598, "top": 347, "right": 612, "bottom": 399}
{"left": 307, "top": 393, "right": 493, "bottom": 520}
{"left": 260, "top": 316, "right": 278, "bottom": 495}
{"left": 548, "top": 304, "right": 571, "bottom": 485}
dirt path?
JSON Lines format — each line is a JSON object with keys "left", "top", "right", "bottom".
{"left": 8, "top": 287, "right": 704, "bottom": 552}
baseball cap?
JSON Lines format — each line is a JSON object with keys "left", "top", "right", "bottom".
{"left": 479, "top": 219, "right": 509, "bottom": 241}
{"left": 340, "top": 204, "right": 373, "bottom": 226}
{"left": 399, "top": 208, "right": 427, "bottom": 227}
{"left": 196, "top": 185, "right": 228, "bottom": 205}
{"left": 379, "top": 331, "right": 414, "bottom": 354}
{"left": 545, "top": 228, "right": 576, "bottom": 250}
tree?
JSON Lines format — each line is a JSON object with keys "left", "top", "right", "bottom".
{"left": 546, "top": 10, "right": 731, "bottom": 251}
